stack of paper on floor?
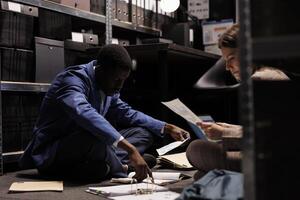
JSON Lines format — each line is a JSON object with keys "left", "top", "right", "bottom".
{"left": 9, "top": 181, "right": 63, "bottom": 192}
{"left": 112, "top": 191, "right": 180, "bottom": 200}
{"left": 158, "top": 152, "right": 193, "bottom": 169}
{"left": 87, "top": 183, "right": 166, "bottom": 196}
{"left": 127, "top": 171, "right": 191, "bottom": 185}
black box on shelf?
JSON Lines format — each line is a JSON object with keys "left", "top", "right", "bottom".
{"left": 0, "top": 10, "right": 35, "bottom": 49}
{"left": 35, "top": 37, "right": 65, "bottom": 83}
{"left": 118, "top": 39, "right": 130, "bottom": 46}
{"left": 0, "top": 1, "right": 39, "bottom": 17}
{"left": 71, "top": 32, "right": 99, "bottom": 45}
{"left": 2, "top": 93, "right": 43, "bottom": 153}
{"left": 0, "top": 47, "right": 34, "bottom": 82}
{"left": 64, "top": 40, "right": 100, "bottom": 66}
{"left": 38, "top": 9, "right": 71, "bottom": 41}
{"left": 162, "top": 23, "right": 192, "bottom": 47}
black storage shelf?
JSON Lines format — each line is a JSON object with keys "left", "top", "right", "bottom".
{"left": 252, "top": 35, "right": 300, "bottom": 60}
{"left": 11, "top": 0, "right": 161, "bottom": 36}
{"left": 1, "top": 81, "right": 50, "bottom": 92}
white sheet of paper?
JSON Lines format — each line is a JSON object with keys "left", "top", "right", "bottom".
{"left": 111, "top": 191, "right": 180, "bottom": 200}
{"left": 89, "top": 183, "right": 167, "bottom": 196}
{"left": 156, "top": 138, "right": 189, "bottom": 156}
{"left": 162, "top": 98, "right": 201, "bottom": 124}
{"left": 9, "top": 181, "right": 63, "bottom": 192}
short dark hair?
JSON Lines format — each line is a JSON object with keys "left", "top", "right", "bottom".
{"left": 97, "top": 44, "right": 132, "bottom": 71}
{"left": 218, "top": 24, "right": 239, "bottom": 49}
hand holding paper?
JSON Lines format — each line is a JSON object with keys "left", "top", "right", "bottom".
{"left": 163, "top": 123, "right": 190, "bottom": 141}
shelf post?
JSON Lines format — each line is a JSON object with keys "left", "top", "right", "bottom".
{"left": 239, "top": 0, "right": 255, "bottom": 199}
{"left": 106, "top": 0, "right": 113, "bottom": 44}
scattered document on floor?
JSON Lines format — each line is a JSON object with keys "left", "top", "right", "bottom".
{"left": 111, "top": 191, "right": 180, "bottom": 200}
{"left": 159, "top": 152, "right": 193, "bottom": 169}
{"left": 162, "top": 98, "right": 201, "bottom": 124}
{"left": 9, "top": 181, "right": 63, "bottom": 192}
{"left": 156, "top": 137, "right": 190, "bottom": 156}
{"left": 128, "top": 171, "right": 191, "bottom": 186}
{"left": 87, "top": 183, "right": 167, "bottom": 197}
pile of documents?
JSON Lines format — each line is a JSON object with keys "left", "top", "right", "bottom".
{"left": 86, "top": 183, "right": 180, "bottom": 199}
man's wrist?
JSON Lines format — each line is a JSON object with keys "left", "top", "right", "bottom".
{"left": 118, "top": 139, "right": 137, "bottom": 155}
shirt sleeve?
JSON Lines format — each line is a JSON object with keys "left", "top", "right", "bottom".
{"left": 55, "top": 75, "right": 122, "bottom": 146}
{"left": 113, "top": 136, "right": 125, "bottom": 148}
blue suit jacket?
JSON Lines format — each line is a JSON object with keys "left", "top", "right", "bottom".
{"left": 20, "top": 60, "right": 165, "bottom": 169}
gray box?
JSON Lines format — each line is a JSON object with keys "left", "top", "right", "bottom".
{"left": 35, "top": 37, "right": 65, "bottom": 83}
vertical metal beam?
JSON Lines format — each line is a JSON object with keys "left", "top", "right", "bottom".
{"left": 239, "top": 0, "right": 255, "bottom": 199}
{"left": 0, "top": 68, "right": 2, "bottom": 176}
{"left": 106, "top": 0, "right": 113, "bottom": 44}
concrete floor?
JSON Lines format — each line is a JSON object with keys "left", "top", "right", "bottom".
{"left": 0, "top": 169, "right": 196, "bottom": 200}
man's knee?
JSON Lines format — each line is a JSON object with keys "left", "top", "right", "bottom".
{"left": 121, "top": 127, "right": 154, "bottom": 144}
{"left": 186, "top": 140, "right": 226, "bottom": 172}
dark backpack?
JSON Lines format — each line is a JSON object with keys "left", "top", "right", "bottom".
{"left": 177, "top": 170, "right": 243, "bottom": 200}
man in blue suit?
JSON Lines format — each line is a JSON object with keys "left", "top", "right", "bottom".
{"left": 19, "top": 44, "right": 189, "bottom": 182}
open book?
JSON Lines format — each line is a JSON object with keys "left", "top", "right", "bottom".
{"left": 158, "top": 152, "right": 193, "bottom": 169}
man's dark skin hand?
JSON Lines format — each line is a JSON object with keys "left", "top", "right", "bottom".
{"left": 118, "top": 139, "right": 153, "bottom": 182}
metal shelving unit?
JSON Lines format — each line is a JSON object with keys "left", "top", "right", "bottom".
{"left": 240, "top": 1, "right": 300, "bottom": 200}
{"left": 11, "top": 0, "right": 161, "bottom": 36}
{"left": 252, "top": 35, "right": 300, "bottom": 60}
{"left": 1, "top": 81, "right": 50, "bottom": 92}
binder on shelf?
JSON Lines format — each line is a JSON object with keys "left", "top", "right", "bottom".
{"left": 90, "top": 0, "right": 105, "bottom": 15}
{"left": 0, "top": 1, "right": 38, "bottom": 49}
{"left": 136, "top": 0, "right": 144, "bottom": 26}
{"left": 116, "top": 0, "right": 122, "bottom": 21}
{"left": 61, "top": 0, "right": 90, "bottom": 12}
{"left": 157, "top": 0, "right": 164, "bottom": 29}
{"left": 130, "top": 0, "right": 137, "bottom": 25}
{"left": 122, "top": 0, "right": 130, "bottom": 22}
{"left": 111, "top": 0, "right": 117, "bottom": 20}
{"left": 0, "top": 1, "right": 39, "bottom": 17}
{"left": 144, "top": 0, "right": 150, "bottom": 27}
{"left": 2, "top": 93, "right": 42, "bottom": 153}
{"left": 0, "top": 47, "right": 34, "bottom": 82}
{"left": 38, "top": 9, "right": 72, "bottom": 41}
{"left": 149, "top": 0, "right": 157, "bottom": 28}
{"left": 35, "top": 37, "right": 65, "bottom": 83}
